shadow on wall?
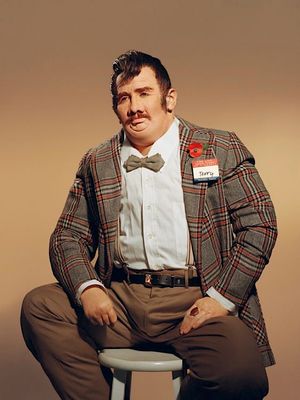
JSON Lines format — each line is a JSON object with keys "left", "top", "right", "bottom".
{"left": 0, "top": 302, "right": 59, "bottom": 400}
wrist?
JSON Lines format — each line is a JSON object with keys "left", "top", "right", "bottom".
{"left": 80, "top": 285, "right": 107, "bottom": 304}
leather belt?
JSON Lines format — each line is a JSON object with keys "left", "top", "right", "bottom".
{"left": 111, "top": 269, "right": 199, "bottom": 288}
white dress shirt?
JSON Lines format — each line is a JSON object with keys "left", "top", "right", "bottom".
{"left": 116, "top": 118, "right": 189, "bottom": 270}
{"left": 77, "top": 118, "right": 237, "bottom": 314}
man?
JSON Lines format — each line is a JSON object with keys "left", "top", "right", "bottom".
{"left": 21, "top": 50, "right": 277, "bottom": 400}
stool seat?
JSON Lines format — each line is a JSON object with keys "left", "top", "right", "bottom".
{"left": 98, "top": 348, "right": 185, "bottom": 399}
{"left": 99, "top": 348, "right": 183, "bottom": 371}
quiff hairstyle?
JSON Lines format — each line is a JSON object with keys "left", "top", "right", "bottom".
{"left": 111, "top": 50, "right": 172, "bottom": 112}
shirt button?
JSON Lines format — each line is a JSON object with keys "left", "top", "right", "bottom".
{"left": 148, "top": 233, "right": 153, "bottom": 239}
{"left": 147, "top": 205, "right": 151, "bottom": 210}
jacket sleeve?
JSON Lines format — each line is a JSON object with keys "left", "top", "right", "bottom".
{"left": 49, "top": 150, "right": 101, "bottom": 301}
{"left": 214, "top": 132, "right": 278, "bottom": 307}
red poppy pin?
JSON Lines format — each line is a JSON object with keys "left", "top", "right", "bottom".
{"left": 189, "top": 142, "right": 204, "bottom": 158}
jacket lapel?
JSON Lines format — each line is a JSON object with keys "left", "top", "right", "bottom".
{"left": 178, "top": 118, "right": 214, "bottom": 267}
{"left": 94, "top": 130, "right": 123, "bottom": 270}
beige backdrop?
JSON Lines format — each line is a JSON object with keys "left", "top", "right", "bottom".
{"left": 1, "top": 0, "right": 299, "bottom": 399}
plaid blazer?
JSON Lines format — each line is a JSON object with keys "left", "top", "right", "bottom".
{"left": 50, "top": 117, "right": 278, "bottom": 367}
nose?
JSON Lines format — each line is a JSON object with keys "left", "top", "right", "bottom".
{"left": 128, "top": 95, "right": 144, "bottom": 116}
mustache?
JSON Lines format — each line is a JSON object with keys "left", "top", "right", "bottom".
{"left": 126, "top": 112, "right": 149, "bottom": 124}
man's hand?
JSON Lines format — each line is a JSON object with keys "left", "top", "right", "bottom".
{"left": 80, "top": 286, "right": 117, "bottom": 326}
{"left": 179, "top": 297, "right": 229, "bottom": 335}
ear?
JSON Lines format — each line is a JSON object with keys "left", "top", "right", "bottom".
{"left": 166, "top": 88, "right": 177, "bottom": 112}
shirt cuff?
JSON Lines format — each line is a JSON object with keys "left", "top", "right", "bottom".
{"left": 76, "top": 279, "right": 107, "bottom": 306}
{"left": 206, "top": 287, "right": 238, "bottom": 316}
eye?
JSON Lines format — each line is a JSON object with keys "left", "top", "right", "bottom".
{"left": 118, "top": 95, "right": 128, "bottom": 104}
{"left": 140, "top": 92, "right": 149, "bottom": 97}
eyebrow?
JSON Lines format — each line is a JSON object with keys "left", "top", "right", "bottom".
{"left": 117, "top": 86, "right": 154, "bottom": 99}
{"left": 136, "top": 86, "right": 154, "bottom": 93}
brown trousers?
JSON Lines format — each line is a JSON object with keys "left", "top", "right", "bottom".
{"left": 21, "top": 281, "right": 268, "bottom": 400}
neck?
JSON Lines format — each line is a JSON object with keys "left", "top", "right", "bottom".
{"left": 133, "top": 144, "right": 152, "bottom": 156}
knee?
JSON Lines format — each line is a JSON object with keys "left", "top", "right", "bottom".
{"left": 217, "top": 364, "right": 269, "bottom": 399}
{"left": 186, "top": 316, "right": 269, "bottom": 399}
{"left": 185, "top": 365, "right": 268, "bottom": 400}
{"left": 20, "top": 286, "right": 53, "bottom": 355}
{"left": 21, "top": 284, "right": 63, "bottom": 328}
{"left": 21, "top": 286, "right": 48, "bottom": 322}
{"left": 193, "top": 347, "right": 269, "bottom": 399}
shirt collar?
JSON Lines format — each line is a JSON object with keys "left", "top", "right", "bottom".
{"left": 121, "top": 118, "right": 180, "bottom": 167}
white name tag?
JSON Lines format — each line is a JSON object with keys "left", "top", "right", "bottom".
{"left": 192, "top": 159, "right": 220, "bottom": 182}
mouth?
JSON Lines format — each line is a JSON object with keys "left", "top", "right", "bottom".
{"left": 127, "top": 114, "right": 149, "bottom": 126}
{"left": 130, "top": 117, "right": 147, "bottom": 126}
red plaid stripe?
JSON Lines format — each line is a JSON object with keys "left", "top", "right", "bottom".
{"left": 50, "top": 118, "right": 277, "bottom": 366}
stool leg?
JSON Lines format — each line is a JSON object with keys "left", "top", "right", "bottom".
{"left": 111, "top": 369, "right": 129, "bottom": 400}
{"left": 172, "top": 370, "right": 183, "bottom": 400}
{"left": 124, "top": 371, "right": 132, "bottom": 400}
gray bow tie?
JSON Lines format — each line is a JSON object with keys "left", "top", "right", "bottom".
{"left": 123, "top": 153, "right": 165, "bottom": 173}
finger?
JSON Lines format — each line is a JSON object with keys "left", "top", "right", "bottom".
{"left": 180, "top": 302, "right": 204, "bottom": 334}
{"left": 180, "top": 310, "right": 212, "bottom": 334}
{"left": 93, "top": 304, "right": 116, "bottom": 326}
{"left": 101, "top": 313, "right": 111, "bottom": 326}
{"left": 108, "top": 308, "right": 117, "bottom": 324}
{"left": 180, "top": 324, "right": 192, "bottom": 335}
{"left": 179, "top": 315, "right": 194, "bottom": 335}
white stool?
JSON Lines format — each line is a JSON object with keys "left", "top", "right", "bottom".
{"left": 98, "top": 348, "right": 185, "bottom": 400}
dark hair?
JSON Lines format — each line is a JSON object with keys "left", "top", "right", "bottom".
{"left": 111, "top": 50, "right": 172, "bottom": 112}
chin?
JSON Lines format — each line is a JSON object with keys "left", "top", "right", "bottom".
{"left": 126, "top": 126, "right": 151, "bottom": 138}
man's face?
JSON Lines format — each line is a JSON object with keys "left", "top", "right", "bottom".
{"left": 115, "top": 66, "right": 176, "bottom": 150}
